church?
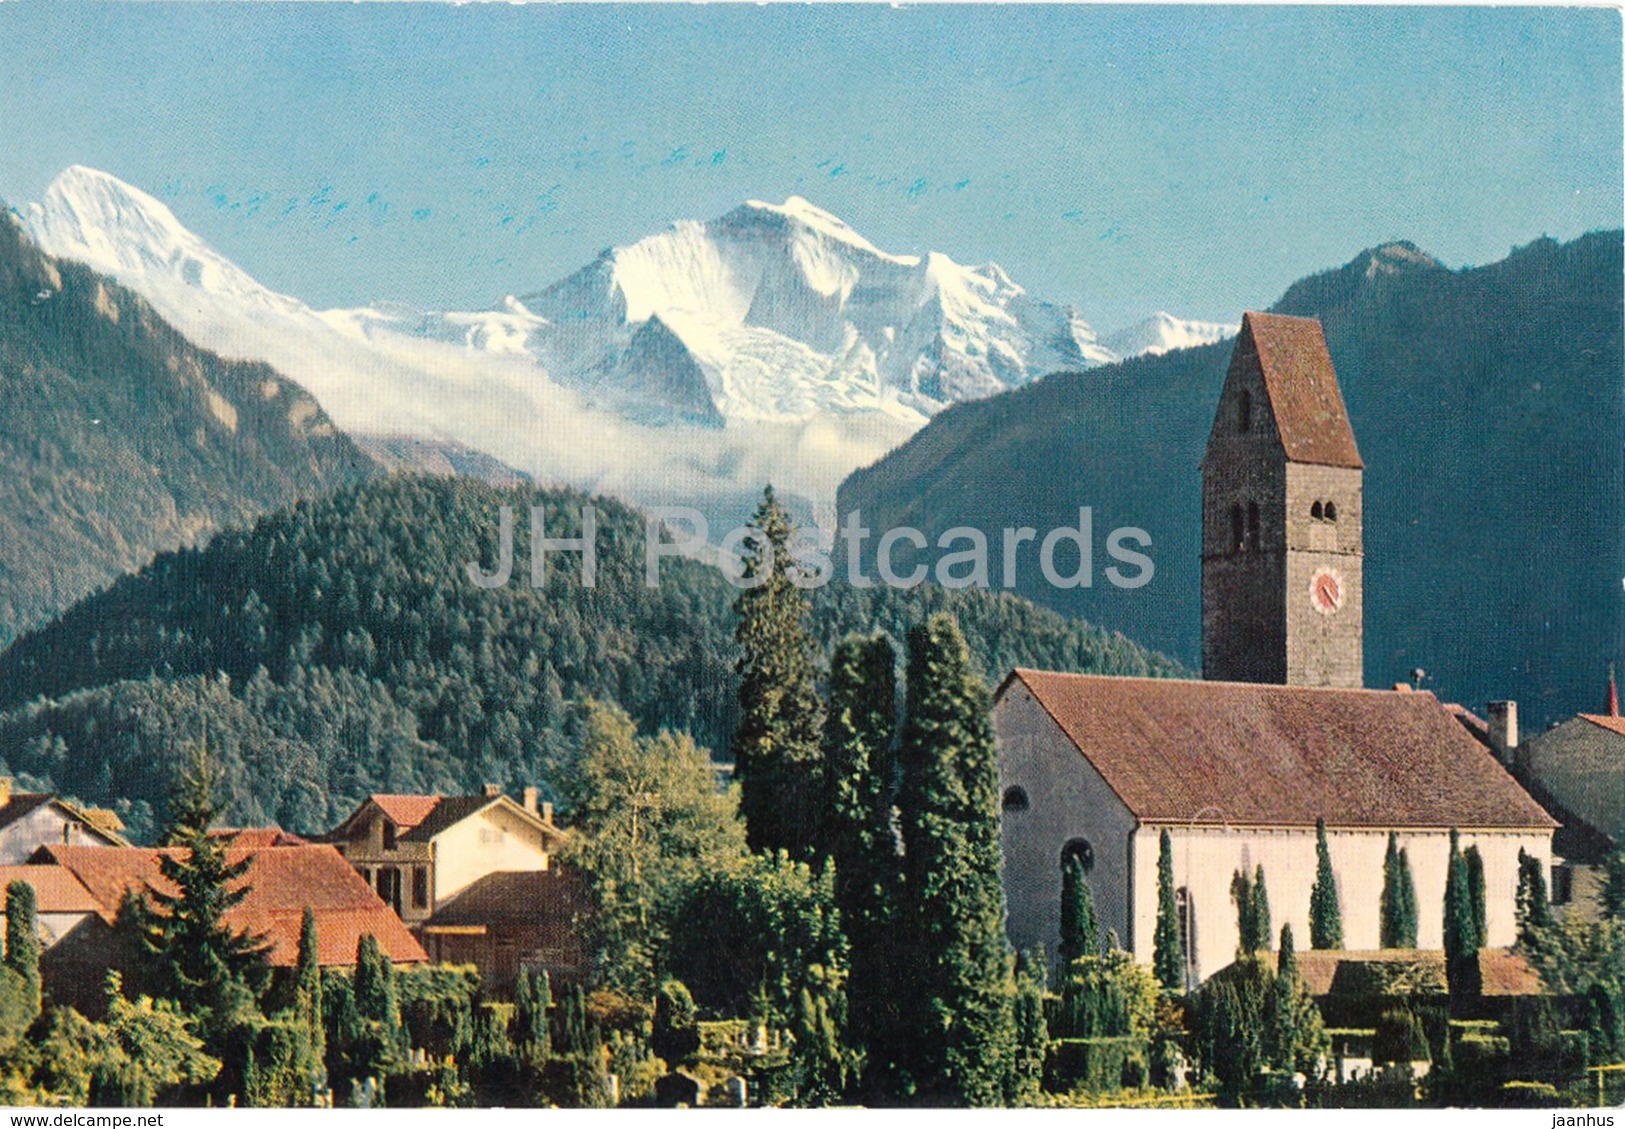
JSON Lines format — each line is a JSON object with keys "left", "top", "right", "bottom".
{"left": 995, "top": 312, "right": 1557, "bottom": 985}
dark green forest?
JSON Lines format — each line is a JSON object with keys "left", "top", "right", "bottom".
{"left": 0, "top": 475, "right": 1180, "bottom": 841}
{"left": 0, "top": 210, "right": 378, "bottom": 649}
{"left": 838, "top": 232, "right": 1625, "bottom": 727}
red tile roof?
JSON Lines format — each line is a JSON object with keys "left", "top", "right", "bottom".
{"left": 369, "top": 795, "right": 443, "bottom": 832}
{"left": 1580, "top": 714, "right": 1625, "bottom": 739}
{"left": 0, "top": 864, "right": 99, "bottom": 914}
{"left": 1249, "top": 949, "right": 1548, "bottom": 998}
{"left": 1003, "top": 670, "right": 1556, "bottom": 830}
{"left": 1234, "top": 312, "right": 1362, "bottom": 469}
{"left": 39, "top": 844, "right": 426, "bottom": 967}
{"left": 426, "top": 867, "right": 586, "bottom": 928}
{"left": 207, "top": 828, "right": 310, "bottom": 848}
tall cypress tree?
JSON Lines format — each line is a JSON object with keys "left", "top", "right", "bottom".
{"left": 1253, "top": 865, "right": 1272, "bottom": 953}
{"left": 294, "top": 908, "right": 324, "bottom": 1087}
{"left": 896, "top": 613, "right": 1014, "bottom": 1106}
{"left": 822, "top": 632, "right": 903, "bottom": 1088}
{"left": 731, "top": 486, "right": 826, "bottom": 859}
{"left": 1309, "top": 818, "right": 1344, "bottom": 950}
{"left": 1516, "top": 848, "right": 1553, "bottom": 946}
{"left": 1444, "top": 829, "right": 1482, "bottom": 1000}
{"left": 1396, "top": 847, "right": 1419, "bottom": 948}
{"left": 1232, "top": 866, "right": 1272, "bottom": 954}
{"left": 4, "top": 879, "right": 41, "bottom": 1021}
{"left": 1153, "top": 829, "right": 1183, "bottom": 992}
{"left": 1060, "top": 854, "right": 1100, "bottom": 964}
{"left": 1465, "top": 844, "right": 1487, "bottom": 947}
{"left": 1380, "top": 833, "right": 1407, "bottom": 948}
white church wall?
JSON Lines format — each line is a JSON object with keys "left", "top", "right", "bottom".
{"left": 1128, "top": 823, "right": 1552, "bottom": 984}
{"left": 995, "top": 681, "right": 1137, "bottom": 976}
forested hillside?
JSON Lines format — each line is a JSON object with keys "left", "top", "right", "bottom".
{"left": 0, "top": 475, "right": 1181, "bottom": 840}
{"left": 0, "top": 209, "right": 376, "bottom": 647}
{"left": 838, "top": 232, "right": 1625, "bottom": 726}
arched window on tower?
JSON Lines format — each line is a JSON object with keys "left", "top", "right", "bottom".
{"left": 1230, "top": 503, "right": 1245, "bottom": 553}
{"left": 1311, "top": 501, "right": 1324, "bottom": 521}
{"left": 1247, "top": 501, "right": 1261, "bottom": 551}
{"left": 1002, "top": 786, "right": 1030, "bottom": 814}
{"left": 1325, "top": 500, "right": 1338, "bottom": 522}
{"left": 1238, "top": 390, "right": 1252, "bottom": 434}
{"left": 1061, "top": 838, "right": 1095, "bottom": 873}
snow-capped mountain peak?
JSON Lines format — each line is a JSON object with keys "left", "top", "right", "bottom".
{"left": 1101, "top": 310, "right": 1239, "bottom": 359}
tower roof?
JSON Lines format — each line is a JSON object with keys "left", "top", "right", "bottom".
{"left": 1233, "top": 312, "right": 1362, "bottom": 469}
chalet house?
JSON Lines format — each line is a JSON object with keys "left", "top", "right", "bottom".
{"left": 28, "top": 843, "right": 425, "bottom": 1013}
{"left": 0, "top": 778, "right": 128, "bottom": 864}
{"left": 997, "top": 314, "right": 1558, "bottom": 985}
{"left": 418, "top": 868, "right": 588, "bottom": 994}
{"left": 322, "top": 786, "right": 567, "bottom": 925}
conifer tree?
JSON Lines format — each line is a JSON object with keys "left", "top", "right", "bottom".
{"left": 731, "top": 486, "right": 826, "bottom": 858}
{"left": 293, "top": 908, "right": 324, "bottom": 1089}
{"left": 144, "top": 744, "right": 270, "bottom": 1034}
{"left": 1231, "top": 867, "right": 1272, "bottom": 953}
{"left": 4, "top": 879, "right": 41, "bottom": 1022}
{"left": 1060, "top": 853, "right": 1100, "bottom": 964}
{"left": 513, "top": 969, "right": 552, "bottom": 1064}
{"left": 1396, "top": 847, "right": 1420, "bottom": 946}
{"left": 651, "top": 979, "right": 701, "bottom": 1067}
{"left": 352, "top": 932, "right": 403, "bottom": 1078}
{"left": 1443, "top": 829, "right": 1482, "bottom": 999}
{"left": 1465, "top": 844, "right": 1487, "bottom": 946}
{"left": 896, "top": 613, "right": 1014, "bottom": 1106}
{"left": 1309, "top": 818, "right": 1344, "bottom": 950}
{"left": 822, "top": 632, "right": 903, "bottom": 1085}
{"left": 1265, "top": 923, "right": 1300, "bottom": 1074}
{"left": 1153, "top": 829, "right": 1184, "bottom": 991}
{"left": 1380, "top": 832, "right": 1415, "bottom": 948}
{"left": 1008, "top": 951, "right": 1049, "bottom": 1105}
{"left": 1253, "top": 864, "right": 1272, "bottom": 953}
{"left": 1516, "top": 848, "right": 1553, "bottom": 946}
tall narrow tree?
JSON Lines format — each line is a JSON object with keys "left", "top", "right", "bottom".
{"left": 1380, "top": 833, "right": 1409, "bottom": 948}
{"left": 731, "top": 486, "right": 826, "bottom": 858}
{"left": 822, "top": 632, "right": 903, "bottom": 1088}
{"left": 1464, "top": 844, "right": 1487, "bottom": 947}
{"left": 1515, "top": 848, "right": 1553, "bottom": 946}
{"left": 1060, "top": 853, "right": 1101, "bottom": 964}
{"left": 1309, "top": 818, "right": 1344, "bottom": 950}
{"left": 1443, "top": 829, "right": 1482, "bottom": 999}
{"left": 293, "top": 908, "right": 324, "bottom": 1086}
{"left": 896, "top": 613, "right": 1014, "bottom": 1106}
{"left": 1153, "top": 829, "right": 1184, "bottom": 992}
{"left": 1396, "top": 847, "right": 1420, "bottom": 947}
{"left": 4, "top": 880, "right": 41, "bottom": 1021}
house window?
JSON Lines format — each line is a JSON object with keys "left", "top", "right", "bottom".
{"left": 1552, "top": 863, "right": 1573, "bottom": 906}
{"left": 1247, "top": 502, "right": 1261, "bottom": 551}
{"left": 1002, "top": 787, "right": 1030, "bottom": 813}
{"left": 383, "top": 821, "right": 397, "bottom": 851}
{"left": 1230, "top": 504, "right": 1245, "bottom": 553}
{"left": 1060, "top": 838, "right": 1094, "bottom": 873}
{"left": 1238, "top": 390, "right": 1252, "bottom": 434}
{"left": 412, "top": 867, "right": 429, "bottom": 909}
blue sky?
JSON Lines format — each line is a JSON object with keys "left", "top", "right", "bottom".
{"left": 0, "top": 3, "right": 1618, "bottom": 331}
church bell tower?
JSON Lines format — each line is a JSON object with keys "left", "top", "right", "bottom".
{"left": 1201, "top": 312, "right": 1364, "bottom": 688}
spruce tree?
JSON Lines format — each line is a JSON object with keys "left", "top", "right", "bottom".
{"left": 1443, "top": 829, "right": 1482, "bottom": 1000}
{"left": 1309, "top": 818, "right": 1343, "bottom": 949}
{"left": 1464, "top": 844, "right": 1487, "bottom": 946}
{"left": 730, "top": 486, "right": 827, "bottom": 858}
{"left": 4, "top": 879, "right": 41, "bottom": 1021}
{"left": 1060, "top": 853, "right": 1100, "bottom": 964}
{"left": 145, "top": 744, "right": 270, "bottom": 1034}
{"left": 822, "top": 632, "right": 903, "bottom": 1087}
{"left": 896, "top": 613, "right": 1014, "bottom": 1106}
{"left": 1153, "top": 829, "right": 1183, "bottom": 991}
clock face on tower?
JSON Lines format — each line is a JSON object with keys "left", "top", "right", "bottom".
{"left": 1310, "top": 567, "right": 1345, "bottom": 616}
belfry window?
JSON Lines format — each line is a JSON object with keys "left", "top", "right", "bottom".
{"left": 1311, "top": 501, "right": 1324, "bottom": 521}
{"left": 1238, "top": 390, "right": 1252, "bottom": 434}
{"left": 1325, "top": 500, "right": 1338, "bottom": 522}
{"left": 1247, "top": 502, "right": 1261, "bottom": 551}
{"left": 1230, "top": 504, "right": 1245, "bottom": 552}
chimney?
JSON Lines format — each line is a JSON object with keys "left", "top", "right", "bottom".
{"left": 483, "top": 783, "right": 502, "bottom": 799}
{"left": 542, "top": 801, "right": 554, "bottom": 824}
{"left": 0, "top": 778, "right": 10, "bottom": 808}
{"left": 523, "top": 786, "right": 539, "bottom": 814}
{"left": 1487, "top": 701, "right": 1519, "bottom": 766}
